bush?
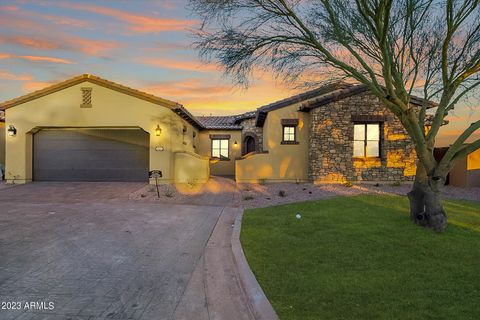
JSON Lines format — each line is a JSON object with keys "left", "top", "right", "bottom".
{"left": 164, "top": 188, "right": 174, "bottom": 198}
{"left": 243, "top": 194, "right": 254, "bottom": 201}
{"left": 391, "top": 181, "right": 402, "bottom": 187}
{"left": 278, "top": 190, "right": 287, "bottom": 197}
{"left": 343, "top": 181, "right": 353, "bottom": 187}
{"left": 258, "top": 179, "right": 266, "bottom": 185}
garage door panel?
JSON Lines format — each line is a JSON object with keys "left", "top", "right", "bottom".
{"left": 33, "top": 129, "right": 149, "bottom": 182}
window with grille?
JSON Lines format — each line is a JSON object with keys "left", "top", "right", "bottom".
{"left": 282, "top": 125, "right": 296, "bottom": 142}
{"left": 211, "top": 139, "right": 229, "bottom": 160}
{"left": 353, "top": 123, "right": 380, "bottom": 157}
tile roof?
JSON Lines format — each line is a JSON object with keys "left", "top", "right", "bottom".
{"left": 256, "top": 82, "right": 351, "bottom": 126}
{"left": 196, "top": 115, "right": 243, "bottom": 130}
{"left": 300, "top": 84, "right": 438, "bottom": 112}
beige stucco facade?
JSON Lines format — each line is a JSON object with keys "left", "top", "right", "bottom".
{"left": 2, "top": 76, "right": 208, "bottom": 184}
{"left": 236, "top": 103, "right": 311, "bottom": 182}
{"left": 0, "top": 122, "right": 5, "bottom": 168}
{"left": 449, "top": 149, "right": 480, "bottom": 187}
{"left": 197, "top": 130, "right": 242, "bottom": 176}
{"left": 1, "top": 76, "right": 437, "bottom": 185}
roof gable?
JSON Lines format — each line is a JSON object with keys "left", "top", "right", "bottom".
{"left": 0, "top": 74, "right": 204, "bottom": 129}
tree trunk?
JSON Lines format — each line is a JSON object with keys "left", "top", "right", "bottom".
{"left": 407, "top": 165, "right": 447, "bottom": 232}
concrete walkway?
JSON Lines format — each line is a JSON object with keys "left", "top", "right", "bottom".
{"left": 0, "top": 181, "right": 258, "bottom": 320}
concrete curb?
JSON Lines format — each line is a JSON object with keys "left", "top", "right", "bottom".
{"left": 231, "top": 209, "right": 279, "bottom": 320}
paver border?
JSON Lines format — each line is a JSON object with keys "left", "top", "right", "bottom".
{"left": 231, "top": 209, "right": 279, "bottom": 320}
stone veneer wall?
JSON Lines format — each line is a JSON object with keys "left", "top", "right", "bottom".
{"left": 240, "top": 118, "right": 263, "bottom": 152}
{"left": 309, "top": 91, "right": 417, "bottom": 182}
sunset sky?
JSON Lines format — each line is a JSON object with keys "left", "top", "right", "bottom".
{"left": 0, "top": 0, "right": 478, "bottom": 147}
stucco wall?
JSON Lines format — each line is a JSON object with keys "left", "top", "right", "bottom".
{"left": 0, "top": 122, "right": 5, "bottom": 169}
{"left": 174, "top": 151, "right": 210, "bottom": 184}
{"left": 309, "top": 91, "right": 417, "bottom": 182}
{"left": 236, "top": 103, "right": 310, "bottom": 182}
{"left": 4, "top": 81, "right": 201, "bottom": 184}
{"left": 450, "top": 149, "right": 480, "bottom": 187}
{"left": 197, "top": 130, "right": 242, "bottom": 176}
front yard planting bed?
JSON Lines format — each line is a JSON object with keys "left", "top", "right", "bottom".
{"left": 241, "top": 195, "right": 480, "bottom": 320}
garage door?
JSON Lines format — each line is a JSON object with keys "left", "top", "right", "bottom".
{"left": 33, "top": 129, "right": 149, "bottom": 182}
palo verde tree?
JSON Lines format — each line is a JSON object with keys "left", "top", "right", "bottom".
{"left": 190, "top": 0, "right": 480, "bottom": 232}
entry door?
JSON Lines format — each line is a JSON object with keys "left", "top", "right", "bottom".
{"left": 33, "top": 128, "right": 149, "bottom": 182}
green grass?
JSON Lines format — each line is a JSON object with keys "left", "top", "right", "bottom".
{"left": 240, "top": 195, "right": 480, "bottom": 320}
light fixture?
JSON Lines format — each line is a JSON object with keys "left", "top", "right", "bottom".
{"left": 155, "top": 125, "right": 162, "bottom": 136}
{"left": 234, "top": 140, "right": 238, "bottom": 147}
{"left": 7, "top": 125, "right": 16, "bottom": 136}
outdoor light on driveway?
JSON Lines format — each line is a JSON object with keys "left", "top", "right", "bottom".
{"left": 155, "top": 125, "right": 162, "bottom": 136}
{"left": 7, "top": 125, "right": 17, "bottom": 136}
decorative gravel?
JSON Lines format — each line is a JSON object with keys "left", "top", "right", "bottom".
{"left": 237, "top": 182, "right": 480, "bottom": 208}
{"left": 129, "top": 178, "right": 479, "bottom": 208}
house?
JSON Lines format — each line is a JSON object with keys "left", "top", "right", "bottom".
{"left": 444, "top": 148, "right": 480, "bottom": 188}
{"left": 0, "top": 74, "right": 423, "bottom": 184}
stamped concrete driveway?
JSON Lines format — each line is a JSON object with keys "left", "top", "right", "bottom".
{"left": 0, "top": 182, "right": 230, "bottom": 320}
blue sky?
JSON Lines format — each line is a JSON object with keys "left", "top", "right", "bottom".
{"left": 0, "top": 0, "right": 478, "bottom": 146}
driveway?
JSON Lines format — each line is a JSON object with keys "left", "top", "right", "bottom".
{"left": 0, "top": 182, "right": 227, "bottom": 320}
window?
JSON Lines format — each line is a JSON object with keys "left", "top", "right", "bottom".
{"left": 353, "top": 123, "right": 380, "bottom": 157}
{"left": 211, "top": 139, "right": 229, "bottom": 160}
{"left": 282, "top": 125, "right": 297, "bottom": 143}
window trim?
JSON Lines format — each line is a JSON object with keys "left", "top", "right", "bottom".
{"left": 353, "top": 122, "right": 381, "bottom": 159}
{"left": 281, "top": 124, "right": 298, "bottom": 144}
{"left": 211, "top": 138, "right": 230, "bottom": 161}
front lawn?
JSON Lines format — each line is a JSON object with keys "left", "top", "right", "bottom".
{"left": 240, "top": 195, "right": 480, "bottom": 320}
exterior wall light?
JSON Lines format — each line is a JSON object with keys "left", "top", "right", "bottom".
{"left": 155, "top": 125, "right": 162, "bottom": 137}
{"left": 7, "top": 125, "right": 17, "bottom": 137}
{"left": 234, "top": 140, "right": 238, "bottom": 147}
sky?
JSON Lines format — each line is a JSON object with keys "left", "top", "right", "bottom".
{"left": 0, "top": 0, "right": 478, "bottom": 147}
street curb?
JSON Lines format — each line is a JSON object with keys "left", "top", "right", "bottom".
{"left": 231, "top": 209, "right": 279, "bottom": 320}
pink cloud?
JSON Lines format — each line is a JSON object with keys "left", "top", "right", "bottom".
{"left": 140, "top": 58, "right": 219, "bottom": 72}
{"left": 18, "top": 55, "right": 74, "bottom": 64}
{"left": 73, "top": 38, "right": 119, "bottom": 56}
{"left": 0, "top": 9, "right": 119, "bottom": 57}
{"left": 142, "top": 79, "right": 231, "bottom": 98}
{"left": 0, "top": 35, "right": 59, "bottom": 50}
{"left": 0, "top": 70, "right": 33, "bottom": 81}
{"left": 60, "top": 3, "right": 197, "bottom": 33}
{"left": 0, "top": 52, "right": 73, "bottom": 64}
{"left": 22, "top": 81, "right": 55, "bottom": 92}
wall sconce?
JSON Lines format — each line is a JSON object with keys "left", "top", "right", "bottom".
{"left": 234, "top": 140, "right": 238, "bottom": 147}
{"left": 7, "top": 125, "right": 17, "bottom": 137}
{"left": 155, "top": 125, "right": 162, "bottom": 137}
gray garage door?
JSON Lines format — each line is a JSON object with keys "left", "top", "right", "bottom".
{"left": 33, "top": 129, "right": 149, "bottom": 182}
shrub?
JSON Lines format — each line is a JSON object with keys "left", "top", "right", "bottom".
{"left": 343, "top": 181, "right": 353, "bottom": 187}
{"left": 391, "top": 181, "right": 402, "bottom": 187}
{"left": 278, "top": 190, "right": 287, "bottom": 197}
{"left": 258, "top": 179, "right": 266, "bottom": 185}
{"left": 243, "top": 194, "right": 254, "bottom": 201}
{"left": 164, "top": 188, "right": 174, "bottom": 198}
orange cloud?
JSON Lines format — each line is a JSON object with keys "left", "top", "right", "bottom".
{"left": 17, "top": 55, "right": 74, "bottom": 64}
{"left": 0, "top": 35, "right": 59, "bottom": 50}
{"left": 22, "top": 81, "right": 55, "bottom": 92}
{"left": 0, "top": 52, "right": 73, "bottom": 64}
{"left": 140, "top": 58, "right": 219, "bottom": 72}
{"left": 73, "top": 38, "right": 119, "bottom": 56}
{"left": 60, "top": 3, "right": 197, "bottom": 33}
{"left": 0, "top": 70, "right": 33, "bottom": 81}
{"left": 142, "top": 79, "right": 232, "bottom": 98}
